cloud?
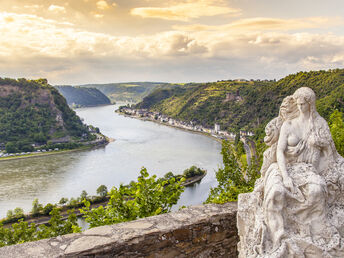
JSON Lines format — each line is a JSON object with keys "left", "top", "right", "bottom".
{"left": 173, "top": 16, "right": 344, "bottom": 32}
{"left": 131, "top": 0, "right": 240, "bottom": 21}
{"left": 94, "top": 13, "right": 104, "bottom": 19}
{"left": 96, "top": 0, "right": 110, "bottom": 10}
{"left": 0, "top": 11, "right": 344, "bottom": 84}
{"left": 24, "top": 5, "right": 42, "bottom": 10}
{"left": 48, "top": 5, "right": 66, "bottom": 13}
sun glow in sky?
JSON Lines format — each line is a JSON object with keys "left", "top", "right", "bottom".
{"left": 0, "top": 0, "right": 344, "bottom": 84}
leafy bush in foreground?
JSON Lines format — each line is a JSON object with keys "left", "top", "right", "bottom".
{"left": 81, "top": 167, "right": 185, "bottom": 228}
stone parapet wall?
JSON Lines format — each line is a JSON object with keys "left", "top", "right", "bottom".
{"left": 0, "top": 202, "right": 238, "bottom": 258}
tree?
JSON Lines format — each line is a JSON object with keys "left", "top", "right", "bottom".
{"left": 183, "top": 166, "right": 205, "bottom": 178}
{"left": 6, "top": 210, "right": 13, "bottom": 220}
{"left": 163, "top": 172, "right": 175, "bottom": 180}
{"left": 80, "top": 190, "right": 88, "bottom": 201}
{"left": 31, "top": 198, "right": 43, "bottom": 216}
{"left": 206, "top": 140, "right": 261, "bottom": 204}
{"left": 96, "top": 185, "right": 108, "bottom": 198}
{"left": 59, "top": 197, "right": 68, "bottom": 205}
{"left": 81, "top": 167, "right": 185, "bottom": 228}
{"left": 329, "top": 110, "right": 344, "bottom": 156}
{"left": 67, "top": 198, "right": 79, "bottom": 208}
{"left": 5, "top": 142, "right": 17, "bottom": 153}
{"left": 42, "top": 203, "right": 55, "bottom": 216}
{"left": 13, "top": 207, "right": 24, "bottom": 218}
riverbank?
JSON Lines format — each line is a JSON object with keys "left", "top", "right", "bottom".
{"left": 0, "top": 137, "right": 112, "bottom": 163}
{"left": 116, "top": 110, "right": 226, "bottom": 144}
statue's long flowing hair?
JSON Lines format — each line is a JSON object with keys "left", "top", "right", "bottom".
{"left": 278, "top": 87, "right": 318, "bottom": 133}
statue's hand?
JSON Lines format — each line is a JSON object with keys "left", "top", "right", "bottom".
{"left": 283, "top": 175, "right": 294, "bottom": 191}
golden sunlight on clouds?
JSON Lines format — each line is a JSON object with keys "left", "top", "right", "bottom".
{"left": 131, "top": 0, "right": 240, "bottom": 21}
{"left": 1, "top": 11, "right": 343, "bottom": 63}
{"left": 0, "top": 0, "right": 344, "bottom": 83}
{"left": 94, "top": 13, "right": 104, "bottom": 19}
{"left": 23, "top": 5, "right": 41, "bottom": 9}
{"left": 96, "top": 0, "right": 110, "bottom": 10}
{"left": 48, "top": 5, "right": 66, "bottom": 13}
{"left": 173, "top": 17, "right": 344, "bottom": 32}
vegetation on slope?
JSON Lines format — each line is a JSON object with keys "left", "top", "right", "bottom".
{"left": 135, "top": 69, "right": 344, "bottom": 136}
{"left": 0, "top": 78, "right": 90, "bottom": 151}
{"left": 55, "top": 86, "right": 111, "bottom": 107}
{"left": 77, "top": 82, "right": 181, "bottom": 103}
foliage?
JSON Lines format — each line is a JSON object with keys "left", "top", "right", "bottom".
{"left": 67, "top": 198, "right": 82, "bottom": 209}
{"left": 183, "top": 166, "right": 206, "bottom": 178}
{"left": 206, "top": 140, "right": 261, "bottom": 204}
{"left": 0, "top": 77, "right": 89, "bottom": 151}
{"left": 135, "top": 69, "right": 344, "bottom": 133}
{"left": 42, "top": 203, "right": 55, "bottom": 216}
{"left": 2, "top": 208, "right": 25, "bottom": 224}
{"left": 6, "top": 210, "right": 13, "bottom": 220}
{"left": 96, "top": 185, "right": 108, "bottom": 197}
{"left": 40, "top": 142, "right": 83, "bottom": 151}
{"left": 5, "top": 141, "right": 34, "bottom": 153}
{"left": 73, "top": 82, "right": 181, "bottom": 103}
{"left": 330, "top": 110, "right": 344, "bottom": 156}
{"left": 163, "top": 171, "right": 175, "bottom": 180}
{"left": 81, "top": 167, "right": 185, "bottom": 228}
{"left": 5, "top": 142, "right": 17, "bottom": 153}
{"left": 0, "top": 208, "right": 80, "bottom": 247}
{"left": 31, "top": 199, "right": 43, "bottom": 216}
{"left": 80, "top": 190, "right": 88, "bottom": 200}
{"left": 55, "top": 86, "right": 111, "bottom": 107}
{"left": 59, "top": 197, "right": 68, "bottom": 205}
{"left": 13, "top": 208, "right": 24, "bottom": 218}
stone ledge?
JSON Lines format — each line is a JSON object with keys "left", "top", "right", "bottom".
{"left": 0, "top": 202, "right": 238, "bottom": 258}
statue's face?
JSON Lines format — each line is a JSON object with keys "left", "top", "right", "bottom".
{"left": 296, "top": 97, "right": 310, "bottom": 114}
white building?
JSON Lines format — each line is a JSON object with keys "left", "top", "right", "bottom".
{"left": 214, "top": 124, "right": 220, "bottom": 134}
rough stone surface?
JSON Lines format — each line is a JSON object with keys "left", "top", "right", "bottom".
{"left": 238, "top": 87, "right": 344, "bottom": 257}
{"left": 0, "top": 202, "right": 238, "bottom": 258}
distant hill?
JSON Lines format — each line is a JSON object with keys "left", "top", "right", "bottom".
{"left": 76, "top": 82, "right": 180, "bottom": 103}
{"left": 55, "top": 86, "right": 111, "bottom": 107}
{"left": 0, "top": 78, "right": 90, "bottom": 148}
{"left": 134, "top": 69, "right": 344, "bottom": 134}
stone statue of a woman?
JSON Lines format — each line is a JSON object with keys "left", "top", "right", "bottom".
{"left": 237, "top": 87, "right": 344, "bottom": 257}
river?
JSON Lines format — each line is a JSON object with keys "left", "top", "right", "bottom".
{"left": 0, "top": 105, "right": 222, "bottom": 219}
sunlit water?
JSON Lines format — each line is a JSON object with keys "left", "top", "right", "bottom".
{"left": 0, "top": 105, "right": 222, "bottom": 218}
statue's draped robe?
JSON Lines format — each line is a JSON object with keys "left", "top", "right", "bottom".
{"left": 238, "top": 116, "right": 344, "bottom": 258}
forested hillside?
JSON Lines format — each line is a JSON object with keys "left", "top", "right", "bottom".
{"left": 135, "top": 69, "right": 344, "bottom": 134}
{"left": 55, "top": 86, "right": 111, "bottom": 107}
{"left": 0, "top": 78, "right": 89, "bottom": 148}
{"left": 77, "top": 82, "right": 180, "bottom": 103}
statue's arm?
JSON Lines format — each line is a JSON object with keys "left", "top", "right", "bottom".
{"left": 277, "top": 123, "right": 294, "bottom": 189}
{"left": 277, "top": 123, "right": 288, "bottom": 177}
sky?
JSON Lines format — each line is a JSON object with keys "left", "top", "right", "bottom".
{"left": 0, "top": 0, "right": 344, "bottom": 85}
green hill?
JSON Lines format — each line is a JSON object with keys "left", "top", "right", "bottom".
{"left": 77, "top": 82, "right": 180, "bottom": 103}
{"left": 0, "top": 78, "right": 90, "bottom": 149}
{"left": 55, "top": 86, "right": 111, "bottom": 107}
{"left": 134, "top": 69, "right": 344, "bottom": 134}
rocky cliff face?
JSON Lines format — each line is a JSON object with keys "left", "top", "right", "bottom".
{"left": 0, "top": 78, "right": 89, "bottom": 145}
